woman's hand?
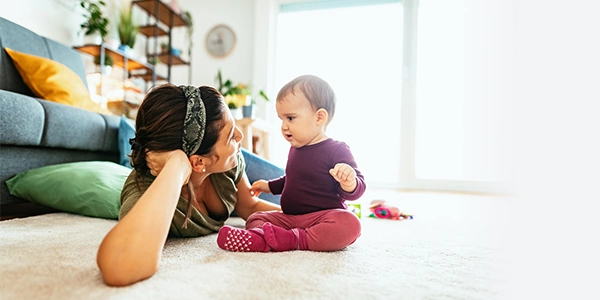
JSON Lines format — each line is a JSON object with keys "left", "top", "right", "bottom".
{"left": 146, "top": 150, "right": 192, "bottom": 184}
{"left": 250, "top": 179, "right": 271, "bottom": 197}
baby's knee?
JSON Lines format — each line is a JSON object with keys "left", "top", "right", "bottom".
{"left": 245, "top": 212, "right": 270, "bottom": 229}
{"left": 330, "top": 209, "right": 362, "bottom": 241}
{"left": 336, "top": 209, "right": 362, "bottom": 232}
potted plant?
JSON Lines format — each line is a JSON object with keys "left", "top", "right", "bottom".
{"left": 147, "top": 56, "right": 158, "bottom": 66}
{"left": 181, "top": 10, "right": 193, "bottom": 56}
{"left": 227, "top": 99, "right": 241, "bottom": 119}
{"left": 117, "top": 7, "right": 138, "bottom": 54}
{"left": 216, "top": 69, "right": 269, "bottom": 119}
{"left": 243, "top": 90, "right": 269, "bottom": 119}
{"left": 93, "top": 54, "right": 113, "bottom": 75}
{"left": 79, "top": 0, "right": 109, "bottom": 45}
{"left": 160, "top": 42, "right": 169, "bottom": 54}
{"left": 93, "top": 54, "right": 113, "bottom": 66}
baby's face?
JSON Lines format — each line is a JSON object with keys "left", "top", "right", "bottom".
{"left": 276, "top": 91, "right": 325, "bottom": 148}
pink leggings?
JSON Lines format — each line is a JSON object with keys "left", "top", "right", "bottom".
{"left": 246, "top": 209, "right": 361, "bottom": 252}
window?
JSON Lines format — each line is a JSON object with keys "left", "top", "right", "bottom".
{"left": 274, "top": 1, "right": 404, "bottom": 186}
{"left": 413, "top": 0, "right": 513, "bottom": 192}
{"left": 272, "top": 0, "right": 513, "bottom": 193}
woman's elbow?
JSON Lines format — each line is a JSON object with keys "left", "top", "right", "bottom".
{"left": 97, "top": 253, "right": 158, "bottom": 287}
{"left": 98, "top": 263, "right": 158, "bottom": 287}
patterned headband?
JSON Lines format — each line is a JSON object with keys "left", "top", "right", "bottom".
{"left": 180, "top": 85, "right": 206, "bottom": 156}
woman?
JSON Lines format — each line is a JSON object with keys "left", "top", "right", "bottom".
{"left": 96, "top": 84, "right": 282, "bottom": 286}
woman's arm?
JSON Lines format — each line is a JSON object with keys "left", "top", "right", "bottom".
{"left": 96, "top": 151, "right": 191, "bottom": 286}
{"left": 234, "top": 173, "right": 281, "bottom": 220}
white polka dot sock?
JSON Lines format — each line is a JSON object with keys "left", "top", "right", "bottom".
{"left": 216, "top": 225, "right": 270, "bottom": 252}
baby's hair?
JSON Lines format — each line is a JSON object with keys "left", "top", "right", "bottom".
{"left": 276, "top": 74, "right": 336, "bottom": 124}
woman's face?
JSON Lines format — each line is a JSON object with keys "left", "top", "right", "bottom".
{"left": 209, "top": 111, "right": 243, "bottom": 173}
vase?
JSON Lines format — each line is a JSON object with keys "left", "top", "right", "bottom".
{"left": 169, "top": 0, "right": 181, "bottom": 14}
{"left": 97, "top": 65, "right": 112, "bottom": 76}
{"left": 83, "top": 33, "right": 102, "bottom": 45}
{"left": 242, "top": 105, "right": 255, "bottom": 119}
{"left": 118, "top": 45, "right": 134, "bottom": 58}
{"left": 229, "top": 108, "right": 241, "bottom": 119}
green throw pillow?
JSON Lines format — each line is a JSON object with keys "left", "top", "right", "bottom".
{"left": 5, "top": 161, "right": 131, "bottom": 219}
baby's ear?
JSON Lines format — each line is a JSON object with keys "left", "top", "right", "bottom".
{"left": 316, "top": 108, "right": 328, "bottom": 125}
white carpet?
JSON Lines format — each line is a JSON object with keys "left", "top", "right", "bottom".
{"left": 0, "top": 191, "right": 511, "bottom": 299}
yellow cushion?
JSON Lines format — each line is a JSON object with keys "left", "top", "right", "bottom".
{"left": 4, "top": 47, "right": 112, "bottom": 115}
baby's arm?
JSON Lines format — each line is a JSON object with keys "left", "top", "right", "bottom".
{"left": 250, "top": 179, "right": 271, "bottom": 197}
{"left": 235, "top": 175, "right": 281, "bottom": 220}
{"left": 328, "top": 143, "right": 366, "bottom": 199}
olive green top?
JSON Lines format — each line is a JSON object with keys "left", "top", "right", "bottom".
{"left": 119, "top": 152, "right": 246, "bottom": 237}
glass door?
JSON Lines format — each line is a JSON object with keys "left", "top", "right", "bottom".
{"left": 272, "top": 0, "right": 513, "bottom": 194}
{"left": 273, "top": 1, "right": 404, "bottom": 187}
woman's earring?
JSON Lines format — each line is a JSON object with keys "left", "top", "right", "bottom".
{"left": 202, "top": 168, "right": 206, "bottom": 172}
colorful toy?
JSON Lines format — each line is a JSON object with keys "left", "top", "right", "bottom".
{"left": 368, "top": 200, "right": 413, "bottom": 220}
{"left": 346, "top": 203, "right": 362, "bottom": 218}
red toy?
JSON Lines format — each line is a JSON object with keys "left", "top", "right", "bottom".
{"left": 368, "top": 200, "right": 413, "bottom": 220}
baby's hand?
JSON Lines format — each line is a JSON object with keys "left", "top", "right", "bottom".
{"left": 250, "top": 180, "right": 271, "bottom": 197}
{"left": 329, "top": 163, "right": 357, "bottom": 192}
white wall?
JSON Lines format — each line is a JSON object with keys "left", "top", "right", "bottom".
{"left": 509, "top": 0, "right": 600, "bottom": 298}
{"left": 0, "top": 0, "right": 146, "bottom": 75}
{"left": 0, "top": 0, "right": 84, "bottom": 46}
{"left": 174, "top": 0, "right": 255, "bottom": 92}
{"left": 0, "top": 0, "right": 262, "bottom": 110}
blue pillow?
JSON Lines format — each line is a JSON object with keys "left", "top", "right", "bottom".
{"left": 118, "top": 115, "right": 136, "bottom": 168}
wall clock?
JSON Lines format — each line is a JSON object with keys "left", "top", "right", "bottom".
{"left": 205, "top": 24, "right": 236, "bottom": 58}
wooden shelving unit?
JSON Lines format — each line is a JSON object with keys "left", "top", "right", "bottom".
{"left": 132, "top": 0, "right": 191, "bottom": 84}
{"left": 73, "top": 0, "right": 190, "bottom": 115}
{"left": 74, "top": 43, "right": 167, "bottom": 82}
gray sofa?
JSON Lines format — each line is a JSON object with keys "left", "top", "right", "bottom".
{"left": 0, "top": 17, "right": 121, "bottom": 219}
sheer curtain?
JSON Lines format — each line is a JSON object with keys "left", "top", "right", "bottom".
{"left": 413, "top": 0, "right": 513, "bottom": 192}
{"left": 272, "top": 0, "right": 513, "bottom": 193}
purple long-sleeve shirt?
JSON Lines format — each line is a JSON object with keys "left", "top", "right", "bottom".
{"left": 268, "top": 138, "right": 366, "bottom": 215}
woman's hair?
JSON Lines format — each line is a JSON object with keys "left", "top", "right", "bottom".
{"left": 129, "top": 83, "right": 227, "bottom": 226}
{"left": 276, "top": 74, "right": 336, "bottom": 124}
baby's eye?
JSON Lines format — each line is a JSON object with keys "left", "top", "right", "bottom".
{"left": 287, "top": 116, "right": 295, "bottom": 121}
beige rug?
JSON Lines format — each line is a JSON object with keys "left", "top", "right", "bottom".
{"left": 0, "top": 191, "right": 511, "bottom": 299}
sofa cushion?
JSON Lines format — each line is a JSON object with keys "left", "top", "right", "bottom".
{"left": 5, "top": 161, "right": 130, "bottom": 219}
{"left": 44, "top": 38, "right": 89, "bottom": 87}
{"left": 0, "top": 17, "right": 48, "bottom": 96}
{"left": 4, "top": 47, "right": 110, "bottom": 115}
{"left": 0, "top": 89, "right": 121, "bottom": 152}
{"left": 38, "top": 99, "right": 115, "bottom": 152}
{"left": 119, "top": 115, "right": 136, "bottom": 168}
{"left": 0, "top": 91, "right": 45, "bottom": 146}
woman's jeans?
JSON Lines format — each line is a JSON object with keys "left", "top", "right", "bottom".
{"left": 241, "top": 148, "right": 284, "bottom": 205}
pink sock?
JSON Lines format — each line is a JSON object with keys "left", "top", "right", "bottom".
{"left": 263, "top": 222, "right": 307, "bottom": 252}
{"left": 217, "top": 226, "right": 270, "bottom": 252}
